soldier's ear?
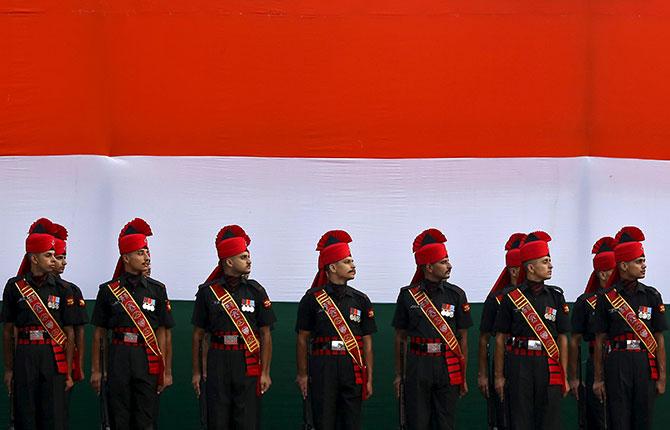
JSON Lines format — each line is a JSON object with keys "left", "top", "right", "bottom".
{"left": 121, "top": 254, "right": 130, "bottom": 264}
{"left": 225, "top": 258, "right": 234, "bottom": 268}
{"left": 328, "top": 264, "right": 335, "bottom": 273}
{"left": 29, "top": 253, "right": 38, "bottom": 265}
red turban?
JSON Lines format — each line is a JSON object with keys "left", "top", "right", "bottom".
{"left": 311, "top": 230, "right": 352, "bottom": 289}
{"left": 604, "top": 226, "right": 646, "bottom": 290}
{"left": 584, "top": 236, "right": 616, "bottom": 294}
{"left": 489, "top": 233, "right": 527, "bottom": 296}
{"left": 53, "top": 223, "right": 68, "bottom": 256}
{"left": 18, "top": 218, "right": 57, "bottom": 276}
{"left": 113, "top": 218, "right": 152, "bottom": 279}
{"left": 517, "top": 231, "right": 552, "bottom": 283}
{"left": 205, "top": 225, "right": 251, "bottom": 283}
{"left": 411, "top": 228, "right": 448, "bottom": 285}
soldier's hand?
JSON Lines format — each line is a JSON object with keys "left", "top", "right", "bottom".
{"left": 459, "top": 380, "right": 469, "bottom": 398}
{"left": 393, "top": 375, "right": 402, "bottom": 399}
{"left": 296, "top": 374, "right": 309, "bottom": 399}
{"left": 592, "top": 380, "right": 606, "bottom": 403}
{"left": 260, "top": 372, "right": 272, "bottom": 395}
{"left": 192, "top": 373, "right": 202, "bottom": 398}
{"left": 365, "top": 380, "right": 373, "bottom": 399}
{"left": 477, "top": 373, "right": 489, "bottom": 398}
{"left": 65, "top": 376, "right": 74, "bottom": 391}
{"left": 563, "top": 379, "right": 570, "bottom": 398}
{"left": 494, "top": 375, "right": 505, "bottom": 402}
{"left": 569, "top": 378, "right": 580, "bottom": 399}
{"left": 656, "top": 379, "right": 666, "bottom": 396}
{"left": 158, "top": 373, "right": 173, "bottom": 394}
{"left": 90, "top": 371, "right": 102, "bottom": 395}
{"left": 3, "top": 370, "right": 13, "bottom": 395}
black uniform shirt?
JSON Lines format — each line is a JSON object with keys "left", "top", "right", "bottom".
{"left": 1, "top": 272, "right": 77, "bottom": 328}
{"left": 571, "top": 289, "right": 604, "bottom": 341}
{"left": 392, "top": 280, "right": 473, "bottom": 339}
{"left": 480, "top": 284, "right": 515, "bottom": 334}
{"left": 191, "top": 276, "right": 277, "bottom": 332}
{"left": 494, "top": 280, "right": 570, "bottom": 338}
{"left": 56, "top": 275, "right": 89, "bottom": 326}
{"left": 91, "top": 272, "right": 175, "bottom": 330}
{"left": 296, "top": 283, "right": 377, "bottom": 337}
{"left": 593, "top": 280, "right": 667, "bottom": 337}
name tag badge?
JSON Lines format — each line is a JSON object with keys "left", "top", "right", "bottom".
{"left": 638, "top": 306, "right": 652, "bottom": 320}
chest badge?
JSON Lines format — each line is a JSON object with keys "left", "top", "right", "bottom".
{"left": 638, "top": 306, "right": 652, "bottom": 320}
{"left": 142, "top": 297, "right": 156, "bottom": 312}
{"left": 47, "top": 295, "right": 60, "bottom": 310}
{"left": 441, "top": 303, "right": 455, "bottom": 318}
{"left": 349, "top": 307, "right": 361, "bottom": 323}
{"left": 544, "top": 306, "right": 557, "bottom": 321}
{"left": 241, "top": 299, "right": 255, "bottom": 312}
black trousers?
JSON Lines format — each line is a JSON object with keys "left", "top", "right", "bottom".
{"left": 13, "top": 344, "right": 67, "bottom": 430}
{"left": 605, "top": 351, "right": 656, "bottom": 430}
{"left": 404, "top": 354, "right": 459, "bottom": 430}
{"left": 108, "top": 344, "right": 159, "bottom": 430}
{"left": 506, "top": 354, "right": 562, "bottom": 430}
{"left": 309, "top": 355, "right": 362, "bottom": 430}
{"left": 206, "top": 349, "right": 259, "bottom": 430}
{"left": 585, "top": 356, "right": 608, "bottom": 430}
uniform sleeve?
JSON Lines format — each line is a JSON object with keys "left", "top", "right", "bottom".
{"left": 295, "top": 293, "right": 315, "bottom": 333}
{"left": 555, "top": 293, "right": 571, "bottom": 334}
{"left": 455, "top": 290, "right": 473, "bottom": 330}
{"left": 650, "top": 289, "right": 667, "bottom": 333}
{"left": 479, "top": 295, "right": 498, "bottom": 333}
{"left": 59, "top": 283, "right": 77, "bottom": 327}
{"left": 90, "top": 285, "right": 111, "bottom": 328}
{"left": 493, "top": 296, "right": 513, "bottom": 334}
{"left": 359, "top": 294, "right": 377, "bottom": 335}
{"left": 69, "top": 284, "right": 89, "bottom": 325}
{"left": 570, "top": 296, "right": 587, "bottom": 334}
{"left": 157, "top": 285, "right": 175, "bottom": 329}
{"left": 0, "top": 280, "right": 18, "bottom": 323}
{"left": 592, "top": 295, "right": 610, "bottom": 335}
{"left": 191, "top": 288, "right": 209, "bottom": 329}
{"left": 391, "top": 290, "right": 409, "bottom": 330}
{"left": 255, "top": 285, "right": 277, "bottom": 329}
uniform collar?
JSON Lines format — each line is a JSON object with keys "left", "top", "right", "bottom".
{"left": 420, "top": 278, "right": 446, "bottom": 293}
{"left": 520, "top": 280, "right": 548, "bottom": 295}
{"left": 616, "top": 279, "right": 644, "bottom": 295}
{"left": 25, "top": 271, "right": 56, "bottom": 288}
{"left": 121, "top": 271, "right": 148, "bottom": 289}
{"left": 325, "top": 282, "right": 352, "bottom": 298}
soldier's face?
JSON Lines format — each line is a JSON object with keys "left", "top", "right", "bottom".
{"left": 31, "top": 250, "right": 57, "bottom": 274}
{"left": 428, "top": 257, "right": 452, "bottom": 281}
{"left": 329, "top": 256, "right": 356, "bottom": 281}
{"left": 621, "top": 257, "right": 646, "bottom": 279}
{"left": 54, "top": 254, "right": 67, "bottom": 274}
{"left": 527, "top": 256, "right": 552, "bottom": 281}
{"left": 123, "top": 248, "right": 151, "bottom": 275}
{"left": 226, "top": 251, "right": 251, "bottom": 276}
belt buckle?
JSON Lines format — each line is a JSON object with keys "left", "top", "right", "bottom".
{"left": 426, "top": 343, "right": 442, "bottom": 353}
{"left": 29, "top": 330, "right": 44, "bottom": 341}
{"left": 331, "top": 340, "right": 345, "bottom": 351}
{"left": 626, "top": 339, "right": 641, "bottom": 350}
{"left": 224, "top": 335, "right": 238, "bottom": 345}
{"left": 123, "top": 332, "right": 139, "bottom": 344}
{"left": 527, "top": 340, "right": 542, "bottom": 351}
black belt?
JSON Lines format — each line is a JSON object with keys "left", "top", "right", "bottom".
{"left": 510, "top": 338, "right": 543, "bottom": 351}
{"left": 410, "top": 341, "right": 448, "bottom": 353}
{"left": 611, "top": 339, "right": 647, "bottom": 351}
{"left": 17, "top": 329, "right": 50, "bottom": 340}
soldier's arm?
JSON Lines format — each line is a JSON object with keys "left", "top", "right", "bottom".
{"left": 654, "top": 333, "right": 666, "bottom": 395}
{"left": 259, "top": 325, "right": 273, "bottom": 394}
{"left": 2, "top": 322, "right": 15, "bottom": 394}
{"left": 191, "top": 326, "right": 206, "bottom": 397}
{"left": 592, "top": 332, "right": 607, "bottom": 401}
{"left": 393, "top": 328, "right": 407, "bottom": 396}
{"left": 558, "top": 333, "right": 569, "bottom": 396}
{"left": 90, "top": 326, "right": 107, "bottom": 394}
{"left": 362, "top": 334, "right": 374, "bottom": 397}
{"left": 568, "top": 332, "right": 583, "bottom": 397}
{"left": 164, "top": 329, "right": 173, "bottom": 381}
{"left": 296, "top": 329, "right": 311, "bottom": 399}
{"left": 64, "top": 325, "right": 75, "bottom": 389}
{"left": 494, "top": 332, "right": 507, "bottom": 400}
{"left": 75, "top": 325, "right": 85, "bottom": 378}
{"left": 477, "top": 331, "right": 491, "bottom": 397}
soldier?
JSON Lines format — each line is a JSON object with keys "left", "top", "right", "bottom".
{"left": 52, "top": 224, "right": 89, "bottom": 428}
{"left": 477, "top": 232, "right": 526, "bottom": 429}
{"left": 296, "top": 230, "right": 376, "bottom": 430}
{"left": 1, "top": 218, "right": 76, "bottom": 430}
{"left": 568, "top": 236, "right": 616, "bottom": 429}
{"left": 494, "top": 231, "right": 570, "bottom": 430}
{"left": 191, "top": 225, "right": 276, "bottom": 429}
{"left": 592, "top": 227, "right": 666, "bottom": 430}
{"left": 90, "top": 218, "right": 174, "bottom": 430}
{"left": 392, "top": 228, "right": 471, "bottom": 430}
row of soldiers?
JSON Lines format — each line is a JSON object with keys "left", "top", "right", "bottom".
{"left": 1, "top": 218, "right": 666, "bottom": 429}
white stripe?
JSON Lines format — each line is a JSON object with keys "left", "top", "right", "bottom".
{"left": 0, "top": 155, "right": 668, "bottom": 302}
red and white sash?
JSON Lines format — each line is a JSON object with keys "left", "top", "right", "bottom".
{"left": 605, "top": 288, "right": 658, "bottom": 356}
{"left": 313, "top": 289, "right": 369, "bottom": 400}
